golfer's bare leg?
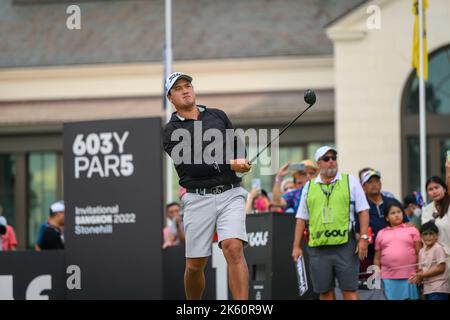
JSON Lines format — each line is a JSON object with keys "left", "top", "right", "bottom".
{"left": 185, "top": 257, "right": 209, "bottom": 300}
{"left": 342, "top": 290, "right": 358, "bottom": 300}
{"left": 221, "top": 238, "right": 248, "bottom": 300}
{"left": 320, "top": 289, "right": 336, "bottom": 300}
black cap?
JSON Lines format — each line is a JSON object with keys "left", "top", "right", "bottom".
{"left": 421, "top": 221, "right": 439, "bottom": 234}
{"left": 403, "top": 194, "right": 418, "bottom": 208}
{"left": 260, "top": 189, "right": 269, "bottom": 198}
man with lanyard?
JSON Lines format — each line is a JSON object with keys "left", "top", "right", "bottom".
{"left": 163, "top": 72, "right": 251, "bottom": 300}
{"left": 292, "top": 146, "right": 370, "bottom": 300}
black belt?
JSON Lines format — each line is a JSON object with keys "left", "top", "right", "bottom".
{"left": 186, "top": 183, "right": 241, "bottom": 195}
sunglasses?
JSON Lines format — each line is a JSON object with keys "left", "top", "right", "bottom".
{"left": 321, "top": 155, "right": 337, "bottom": 162}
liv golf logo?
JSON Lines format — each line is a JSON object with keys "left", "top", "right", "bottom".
{"left": 170, "top": 123, "right": 280, "bottom": 175}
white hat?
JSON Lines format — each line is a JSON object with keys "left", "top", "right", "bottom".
{"left": 165, "top": 72, "right": 193, "bottom": 95}
{"left": 314, "top": 146, "right": 337, "bottom": 163}
{"left": 0, "top": 216, "right": 7, "bottom": 235}
{"left": 50, "top": 201, "right": 65, "bottom": 215}
{"left": 360, "top": 169, "right": 381, "bottom": 185}
{"left": 0, "top": 216, "right": 7, "bottom": 227}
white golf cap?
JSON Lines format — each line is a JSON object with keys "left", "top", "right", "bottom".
{"left": 0, "top": 216, "right": 6, "bottom": 235}
{"left": 50, "top": 201, "right": 65, "bottom": 215}
{"left": 165, "top": 72, "right": 193, "bottom": 95}
{"left": 0, "top": 216, "right": 6, "bottom": 227}
{"left": 314, "top": 146, "right": 337, "bottom": 163}
{"left": 360, "top": 169, "right": 381, "bottom": 185}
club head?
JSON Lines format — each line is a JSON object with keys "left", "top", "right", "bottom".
{"left": 304, "top": 89, "right": 316, "bottom": 105}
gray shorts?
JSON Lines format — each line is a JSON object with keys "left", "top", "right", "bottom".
{"left": 181, "top": 186, "right": 248, "bottom": 258}
{"left": 308, "top": 235, "right": 359, "bottom": 293}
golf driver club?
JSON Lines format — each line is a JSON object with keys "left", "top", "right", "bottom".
{"left": 249, "top": 89, "right": 316, "bottom": 164}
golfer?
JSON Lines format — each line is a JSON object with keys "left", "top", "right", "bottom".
{"left": 162, "top": 72, "right": 251, "bottom": 300}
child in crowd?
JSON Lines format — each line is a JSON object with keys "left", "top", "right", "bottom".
{"left": 409, "top": 221, "right": 450, "bottom": 300}
{"left": 374, "top": 203, "right": 422, "bottom": 300}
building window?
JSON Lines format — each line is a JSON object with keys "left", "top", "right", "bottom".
{"left": 28, "top": 152, "right": 59, "bottom": 249}
{"left": 0, "top": 155, "right": 16, "bottom": 228}
{"left": 402, "top": 44, "right": 450, "bottom": 194}
{"left": 405, "top": 46, "right": 450, "bottom": 115}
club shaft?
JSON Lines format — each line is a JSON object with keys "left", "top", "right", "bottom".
{"left": 250, "top": 103, "right": 315, "bottom": 163}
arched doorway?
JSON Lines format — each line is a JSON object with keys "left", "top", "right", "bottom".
{"left": 402, "top": 44, "right": 450, "bottom": 195}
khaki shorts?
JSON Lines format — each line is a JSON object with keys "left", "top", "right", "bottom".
{"left": 181, "top": 186, "right": 248, "bottom": 258}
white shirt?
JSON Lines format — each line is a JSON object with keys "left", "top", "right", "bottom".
{"left": 296, "top": 172, "right": 369, "bottom": 229}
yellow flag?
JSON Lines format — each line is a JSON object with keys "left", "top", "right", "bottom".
{"left": 412, "top": 0, "right": 428, "bottom": 81}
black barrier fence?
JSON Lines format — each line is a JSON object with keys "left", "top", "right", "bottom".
{"left": 0, "top": 248, "right": 215, "bottom": 300}
{"left": 246, "top": 213, "right": 318, "bottom": 300}
{"left": 0, "top": 251, "right": 65, "bottom": 300}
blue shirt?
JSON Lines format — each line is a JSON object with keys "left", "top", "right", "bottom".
{"left": 36, "top": 222, "right": 48, "bottom": 246}
{"left": 282, "top": 187, "right": 303, "bottom": 215}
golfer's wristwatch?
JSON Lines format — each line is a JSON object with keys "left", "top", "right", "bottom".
{"left": 360, "top": 234, "right": 370, "bottom": 241}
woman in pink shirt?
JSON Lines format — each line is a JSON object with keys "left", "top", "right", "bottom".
{"left": 374, "top": 203, "right": 422, "bottom": 300}
{"left": 2, "top": 224, "right": 18, "bottom": 251}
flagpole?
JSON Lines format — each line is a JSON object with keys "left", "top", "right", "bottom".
{"left": 418, "top": 0, "right": 427, "bottom": 201}
{"left": 165, "top": 0, "right": 173, "bottom": 204}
